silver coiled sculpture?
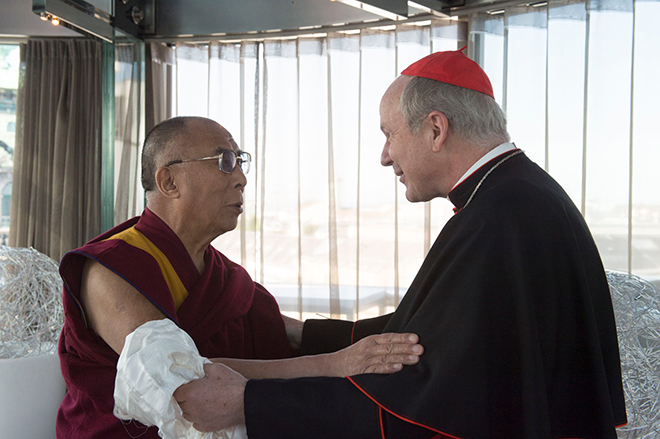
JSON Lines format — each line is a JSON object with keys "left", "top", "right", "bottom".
{"left": 0, "top": 246, "right": 63, "bottom": 359}
{"left": 609, "top": 271, "right": 660, "bottom": 439}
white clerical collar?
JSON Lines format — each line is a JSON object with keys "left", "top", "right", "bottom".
{"left": 451, "top": 142, "right": 518, "bottom": 191}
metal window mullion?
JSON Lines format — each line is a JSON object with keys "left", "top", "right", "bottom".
{"left": 239, "top": 43, "right": 247, "bottom": 268}
{"left": 424, "top": 23, "right": 433, "bottom": 256}
{"left": 356, "top": 32, "right": 363, "bottom": 319}
{"left": 327, "top": 40, "right": 340, "bottom": 318}
{"left": 174, "top": 43, "right": 179, "bottom": 116}
{"left": 101, "top": 40, "right": 115, "bottom": 232}
{"left": 394, "top": 27, "right": 400, "bottom": 307}
{"left": 544, "top": 5, "right": 550, "bottom": 173}
{"left": 296, "top": 39, "right": 303, "bottom": 320}
{"left": 628, "top": 0, "right": 637, "bottom": 274}
{"left": 502, "top": 12, "right": 509, "bottom": 117}
{"left": 252, "top": 43, "right": 261, "bottom": 278}
{"left": 581, "top": 6, "right": 591, "bottom": 217}
{"left": 206, "top": 44, "right": 211, "bottom": 117}
{"left": 259, "top": 42, "right": 267, "bottom": 284}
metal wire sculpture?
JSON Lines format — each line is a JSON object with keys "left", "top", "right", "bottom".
{"left": 0, "top": 246, "right": 63, "bottom": 359}
{"left": 0, "top": 245, "right": 658, "bottom": 437}
{"left": 609, "top": 271, "right": 660, "bottom": 439}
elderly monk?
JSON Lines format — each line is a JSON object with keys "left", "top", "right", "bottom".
{"left": 175, "top": 50, "right": 627, "bottom": 439}
{"left": 56, "top": 116, "right": 423, "bottom": 438}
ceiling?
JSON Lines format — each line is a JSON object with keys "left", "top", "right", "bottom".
{"left": 155, "top": 0, "right": 380, "bottom": 39}
{"left": 0, "top": 0, "right": 402, "bottom": 40}
{"left": 0, "top": 0, "right": 80, "bottom": 38}
{"left": 0, "top": 0, "right": 499, "bottom": 42}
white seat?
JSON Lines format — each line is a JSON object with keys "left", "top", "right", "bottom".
{"left": 0, "top": 353, "right": 66, "bottom": 439}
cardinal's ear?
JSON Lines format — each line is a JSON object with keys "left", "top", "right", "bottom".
{"left": 428, "top": 110, "right": 449, "bottom": 153}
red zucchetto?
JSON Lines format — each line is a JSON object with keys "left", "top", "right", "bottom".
{"left": 401, "top": 47, "right": 494, "bottom": 99}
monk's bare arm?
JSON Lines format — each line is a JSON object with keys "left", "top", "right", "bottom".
{"left": 211, "top": 332, "right": 423, "bottom": 379}
{"left": 176, "top": 335, "right": 423, "bottom": 432}
{"left": 79, "top": 259, "right": 167, "bottom": 355}
{"left": 80, "top": 259, "right": 423, "bottom": 378}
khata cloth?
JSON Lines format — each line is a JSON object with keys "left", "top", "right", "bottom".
{"left": 57, "top": 207, "right": 295, "bottom": 439}
{"left": 245, "top": 149, "right": 627, "bottom": 439}
{"left": 114, "top": 319, "right": 247, "bottom": 439}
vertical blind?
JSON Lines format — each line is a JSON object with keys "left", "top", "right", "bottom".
{"left": 470, "top": 0, "right": 660, "bottom": 282}
{"left": 150, "top": 0, "right": 660, "bottom": 319}
{"left": 153, "top": 20, "right": 466, "bottom": 320}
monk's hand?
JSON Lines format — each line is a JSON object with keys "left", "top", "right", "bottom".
{"left": 174, "top": 363, "right": 247, "bottom": 432}
{"left": 281, "top": 314, "right": 303, "bottom": 350}
{"left": 328, "top": 333, "right": 423, "bottom": 376}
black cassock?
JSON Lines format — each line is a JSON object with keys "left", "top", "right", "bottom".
{"left": 245, "top": 149, "right": 627, "bottom": 439}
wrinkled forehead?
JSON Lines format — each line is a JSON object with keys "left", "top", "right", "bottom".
{"left": 185, "top": 119, "right": 239, "bottom": 155}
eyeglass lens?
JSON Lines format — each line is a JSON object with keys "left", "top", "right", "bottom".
{"left": 219, "top": 151, "right": 250, "bottom": 174}
{"left": 220, "top": 151, "right": 236, "bottom": 173}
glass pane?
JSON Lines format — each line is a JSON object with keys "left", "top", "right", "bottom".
{"left": 213, "top": 43, "right": 260, "bottom": 275}
{"left": 432, "top": 21, "right": 466, "bottom": 52}
{"left": 298, "top": 41, "right": 331, "bottom": 319}
{"left": 547, "top": 9, "right": 586, "bottom": 208}
{"left": 395, "top": 24, "right": 431, "bottom": 306}
{"left": 470, "top": 13, "right": 505, "bottom": 105}
{"left": 0, "top": 44, "right": 19, "bottom": 242}
{"left": 185, "top": 23, "right": 465, "bottom": 319}
{"left": 86, "top": 0, "right": 113, "bottom": 15}
{"left": 114, "top": 33, "right": 145, "bottom": 225}
{"left": 505, "top": 6, "right": 548, "bottom": 168}
{"left": 329, "top": 35, "right": 361, "bottom": 319}
{"left": 358, "top": 30, "right": 397, "bottom": 318}
{"left": 175, "top": 44, "right": 210, "bottom": 117}
{"left": 584, "top": 9, "right": 633, "bottom": 272}
{"left": 210, "top": 43, "right": 244, "bottom": 265}
{"left": 209, "top": 43, "right": 241, "bottom": 137}
{"left": 631, "top": 0, "right": 660, "bottom": 282}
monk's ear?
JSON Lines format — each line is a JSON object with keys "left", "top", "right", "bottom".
{"left": 428, "top": 110, "right": 449, "bottom": 153}
{"left": 154, "top": 166, "right": 180, "bottom": 198}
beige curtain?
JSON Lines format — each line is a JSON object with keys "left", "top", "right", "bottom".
{"left": 163, "top": 19, "right": 465, "bottom": 321}
{"left": 9, "top": 39, "right": 102, "bottom": 262}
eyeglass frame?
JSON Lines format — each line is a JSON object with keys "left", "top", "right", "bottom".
{"left": 164, "top": 150, "right": 251, "bottom": 174}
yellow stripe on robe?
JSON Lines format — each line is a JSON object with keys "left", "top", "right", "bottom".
{"left": 104, "top": 226, "right": 188, "bottom": 310}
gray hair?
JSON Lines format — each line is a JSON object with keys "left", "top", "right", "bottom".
{"left": 141, "top": 116, "right": 196, "bottom": 192}
{"left": 400, "top": 76, "right": 510, "bottom": 148}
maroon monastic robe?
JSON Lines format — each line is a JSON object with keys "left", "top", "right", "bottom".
{"left": 57, "top": 208, "right": 295, "bottom": 438}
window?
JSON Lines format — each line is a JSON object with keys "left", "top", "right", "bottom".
{"left": 471, "top": 0, "right": 660, "bottom": 286}
{"left": 156, "top": 1, "right": 660, "bottom": 317}
{"left": 1, "top": 182, "right": 10, "bottom": 230}
{"left": 0, "top": 44, "right": 18, "bottom": 243}
{"left": 160, "top": 20, "right": 465, "bottom": 320}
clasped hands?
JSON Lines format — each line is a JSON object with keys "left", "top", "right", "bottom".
{"left": 174, "top": 332, "right": 423, "bottom": 432}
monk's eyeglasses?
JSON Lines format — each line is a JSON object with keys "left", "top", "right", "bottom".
{"left": 165, "top": 150, "right": 251, "bottom": 174}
